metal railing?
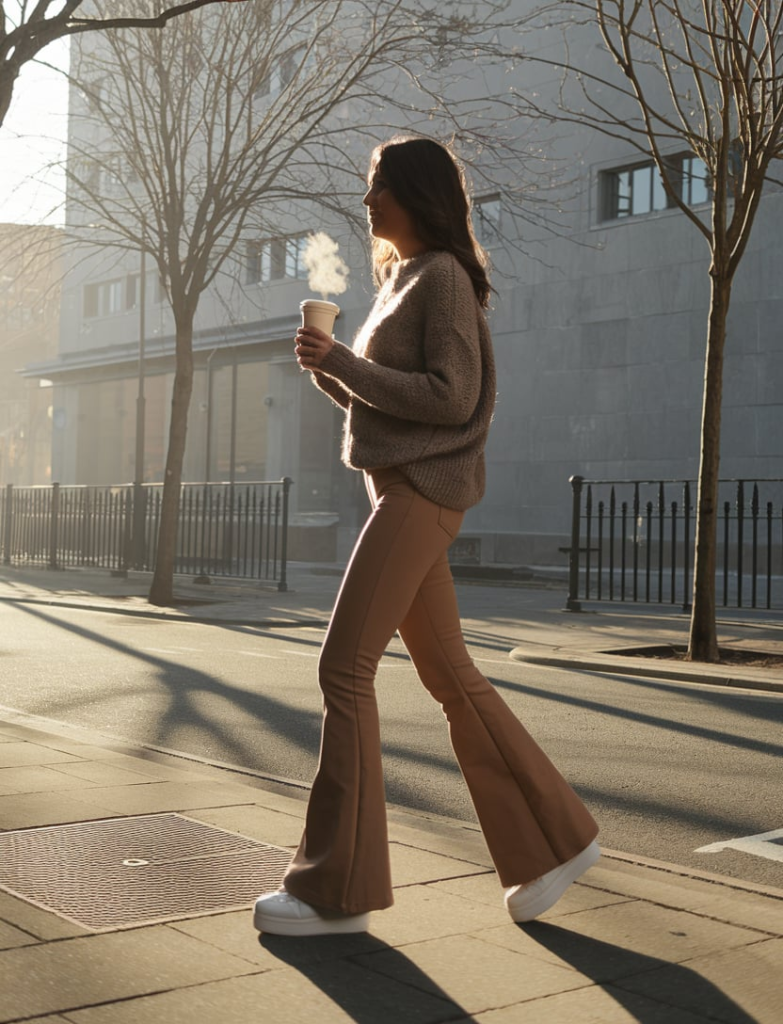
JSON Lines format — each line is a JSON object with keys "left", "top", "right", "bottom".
{"left": 1, "top": 479, "right": 292, "bottom": 591}
{"left": 566, "top": 476, "right": 783, "bottom": 612}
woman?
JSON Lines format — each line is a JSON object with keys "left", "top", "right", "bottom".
{"left": 254, "top": 137, "right": 599, "bottom": 937}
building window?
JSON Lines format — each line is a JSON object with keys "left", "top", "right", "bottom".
{"left": 75, "top": 157, "right": 100, "bottom": 191}
{"left": 253, "top": 70, "right": 272, "bottom": 102}
{"left": 278, "top": 46, "right": 304, "bottom": 90}
{"left": 125, "top": 273, "right": 141, "bottom": 310}
{"left": 80, "top": 78, "right": 108, "bottom": 113}
{"left": 84, "top": 279, "right": 124, "bottom": 318}
{"left": 608, "top": 163, "right": 668, "bottom": 219}
{"left": 678, "top": 155, "right": 711, "bottom": 206}
{"left": 246, "top": 234, "right": 307, "bottom": 285}
{"left": 99, "top": 155, "right": 124, "bottom": 195}
{"left": 600, "top": 154, "right": 711, "bottom": 221}
{"left": 473, "top": 195, "right": 501, "bottom": 245}
{"left": 253, "top": 46, "right": 306, "bottom": 103}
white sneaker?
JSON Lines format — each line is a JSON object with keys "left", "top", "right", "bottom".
{"left": 253, "top": 890, "right": 370, "bottom": 937}
{"left": 505, "top": 841, "right": 600, "bottom": 922}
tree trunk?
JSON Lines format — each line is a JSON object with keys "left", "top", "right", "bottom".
{"left": 148, "top": 315, "right": 195, "bottom": 606}
{"left": 687, "top": 273, "right": 731, "bottom": 662}
{"left": 0, "top": 66, "right": 20, "bottom": 130}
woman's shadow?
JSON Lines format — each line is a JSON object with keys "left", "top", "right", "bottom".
{"left": 519, "top": 920, "right": 760, "bottom": 1023}
{"left": 258, "top": 932, "right": 478, "bottom": 1023}
{"left": 259, "top": 922, "right": 760, "bottom": 1024}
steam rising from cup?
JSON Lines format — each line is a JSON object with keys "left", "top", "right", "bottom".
{"left": 302, "top": 232, "right": 349, "bottom": 300}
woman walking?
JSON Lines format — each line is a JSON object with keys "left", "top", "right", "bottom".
{"left": 254, "top": 137, "right": 599, "bottom": 937}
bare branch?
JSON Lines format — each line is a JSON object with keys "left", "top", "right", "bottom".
{"left": 1, "top": 0, "right": 248, "bottom": 127}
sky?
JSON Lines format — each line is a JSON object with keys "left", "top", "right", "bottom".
{"left": 0, "top": 37, "right": 70, "bottom": 227}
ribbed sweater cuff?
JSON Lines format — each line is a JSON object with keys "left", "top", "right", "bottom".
{"left": 319, "top": 342, "right": 355, "bottom": 383}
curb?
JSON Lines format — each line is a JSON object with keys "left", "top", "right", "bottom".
{"left": 0, "top": 594, "right": 331, "bottom": 629}
{"left": 509, "top": 647, "right": 783, "bottom": 693}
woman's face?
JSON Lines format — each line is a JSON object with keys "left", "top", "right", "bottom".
{"left": 363, "top": 164, "right": 422, "bottom": 258}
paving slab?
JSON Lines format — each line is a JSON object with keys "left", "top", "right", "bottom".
{"left": 10, "top": 738, "right": 145, "bottom": 762}
{"left": 0, "top": 917, "right": 39, "bottom": 951}
{"left": 457, "top": 985, "right": 716, "bottom": 1023}
{"left": 355, "top": 931, "right": 588, "bottom": 1013}
{"left": 63, "top": 961, "right": 464, "bottom": 1024}
{"left": 674, "top": 888, "right": 783, "bottom": 935}
{"left": 80, "top": 751, "right": 223, "bottom": 781}
{"left": 63, "top": 779, "right": 259, "bottom": 816}
{"left": 369, "top": 885, "right": 510, "bottom": 947}
{"left": 47, "top": 760, "right": 164, "bottom": 787}
{"left": 23, "top": 1018, "right": 76, "bottom": 1024}
{"left": 0, "top": 891, "right": 89, "bottom": 942}
{"left": 387, "top": 841, "right": 493, "bottom": 888}
{"left": 469, "top": 921, "right": 767, "bottom": 1022}
{"left": 188, "top": 803, "right": 304, "bottom": 848}
{"left": 0, "top": 742, "right": 81, "bottom": 768}
{"left": 0, "top": 790, "right": 121, "bottom": 830}
{"left": 384, "top": 816, "right": 492, "bottom": 872}
{"left": 432, "top": 871, "right": 630, "bottom": 918}
{"left": 427, "top": 871, "right": 507, "bottom": 908}
{"left": 582, "top": 859, "right": 783, "bottom": 933}
{"left": 171, "top": 911, "right": 381, "bottom": 968}
{"left": 0, "top": 764, "right": 123, "bottom": 795}
{"left": 0, "top": 925, "right": 259, "bottom": 1022}
{"left": 189, "top": 780, "right": 309, "bottom": 814}
{"left": 615, "top": 937, "right": 783, "bottom": 1024}
{"left": 503, "top": 900, "right": 767, "bottom": 974}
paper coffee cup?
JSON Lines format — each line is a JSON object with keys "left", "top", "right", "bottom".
{"left": 300, "top": 299, "right": 340, "bottom": 335}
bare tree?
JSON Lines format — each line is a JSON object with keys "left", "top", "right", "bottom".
{"left": 525, "top": 0, "right": 783, "bottom": 661}
{"left": 65, "top": 0, "right": 527, "bottom": 605}
{"left": 0, "top": 0, "right": 251, "bottom": 130}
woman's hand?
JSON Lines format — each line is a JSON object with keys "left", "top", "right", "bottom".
{"left": 295, "top": 326, "right": 335, "bottom": 370}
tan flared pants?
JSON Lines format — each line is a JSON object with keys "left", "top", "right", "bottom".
{"left": 283, "top": 468, "right": 598, "bottom": 914}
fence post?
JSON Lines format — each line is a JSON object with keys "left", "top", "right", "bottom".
{"left": 277, "top": 477, "right": 292, "bottom": 593}
{"left": 736, "top": 481, "right": 745, "bottom": 608}
{"left": 48, "top": 482, "right": 60, "bottom": 570}
{"left": 113, "top": 487, "right": 132, "bottom": 578}
{"left": 565, "top": 475, "right": 584, "bottom": 612}
{"left": 131, "top": 481, "right": 147, "bottom": 570}
{"left": 682, "top": 481, "right": 692, "bottom": 612}
{"left": 2, "top": 484, "right": 12, "bottom": 565}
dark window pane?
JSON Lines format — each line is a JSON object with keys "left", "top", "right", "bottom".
{"left": 617, "top": 170, "right": 631, "bottom": 218}
{"left": 652, "top": 172, "right": 668, "bottom": 211}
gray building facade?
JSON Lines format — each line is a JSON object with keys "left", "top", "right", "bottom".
{"left": 27, "top": 2, "right": 782, "bottom": 566}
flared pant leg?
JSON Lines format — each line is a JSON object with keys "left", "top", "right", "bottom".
{"left": 283, "top": 469, "right": 458, "bottom": 914}
{"left": 397, "top": 554, "right": 598, "bottom": 888}
{"left": 283, "top": 468, "right": 598, "bottom": 913}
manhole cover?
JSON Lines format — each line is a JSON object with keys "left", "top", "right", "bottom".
{"left": 0, "top": 813, "right": 292, "bottom": 931}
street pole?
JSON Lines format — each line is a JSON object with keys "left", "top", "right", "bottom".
{"left": 132, "top": 239, "right": 147, "bottom": 569}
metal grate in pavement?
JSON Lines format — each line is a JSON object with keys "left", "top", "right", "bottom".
{"left": 0, "top": 813, "right": 292, "bottom": 931}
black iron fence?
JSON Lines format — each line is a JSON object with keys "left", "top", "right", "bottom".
{"left": 566, "top": 476, "right": 783, "bottom": 612}
{"left": 0, "top": 479, "right": 292, "bottom": 591}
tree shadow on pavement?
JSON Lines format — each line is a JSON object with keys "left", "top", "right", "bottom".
{"left": 522, "top": 921, "right": 760, "bottom": 1023}
{"left": 6, "top": 601, "right": 465, "bottom": 798}
{"left": 258, "top": 932, "right": 477, "bottom": 1023}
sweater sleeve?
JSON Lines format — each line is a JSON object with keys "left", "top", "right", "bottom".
{"left": 310, "top": 369, "right": 350, "bottom": 409}
{"left": 315, "top": 258, "right": 482, "bottom": 426}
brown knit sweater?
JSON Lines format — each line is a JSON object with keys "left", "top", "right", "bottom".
{"left": 311, "top": 250, "right": 496, "bottom": 511}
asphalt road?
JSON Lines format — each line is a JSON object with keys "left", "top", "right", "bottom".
{"left": 2, "top": 601, "right": 782, "bottom": 890}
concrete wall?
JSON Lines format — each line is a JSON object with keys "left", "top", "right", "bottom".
{"left": 42, "top": 3, "right": 783, "bottom": 565}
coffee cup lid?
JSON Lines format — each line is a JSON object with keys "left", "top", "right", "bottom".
{"left": 300, "top": 299, "right": 340, "bottom": 313}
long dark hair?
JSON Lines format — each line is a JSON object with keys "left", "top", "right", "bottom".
{"left": 368, "top": 136, "right": 492, "bottom": 309}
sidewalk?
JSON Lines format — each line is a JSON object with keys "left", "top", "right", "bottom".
{"left": 0, "top": 563, "right": 781, "bottom": 1023}
{"left": 0, "top": 561, "right": 780, "bottom": 689}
